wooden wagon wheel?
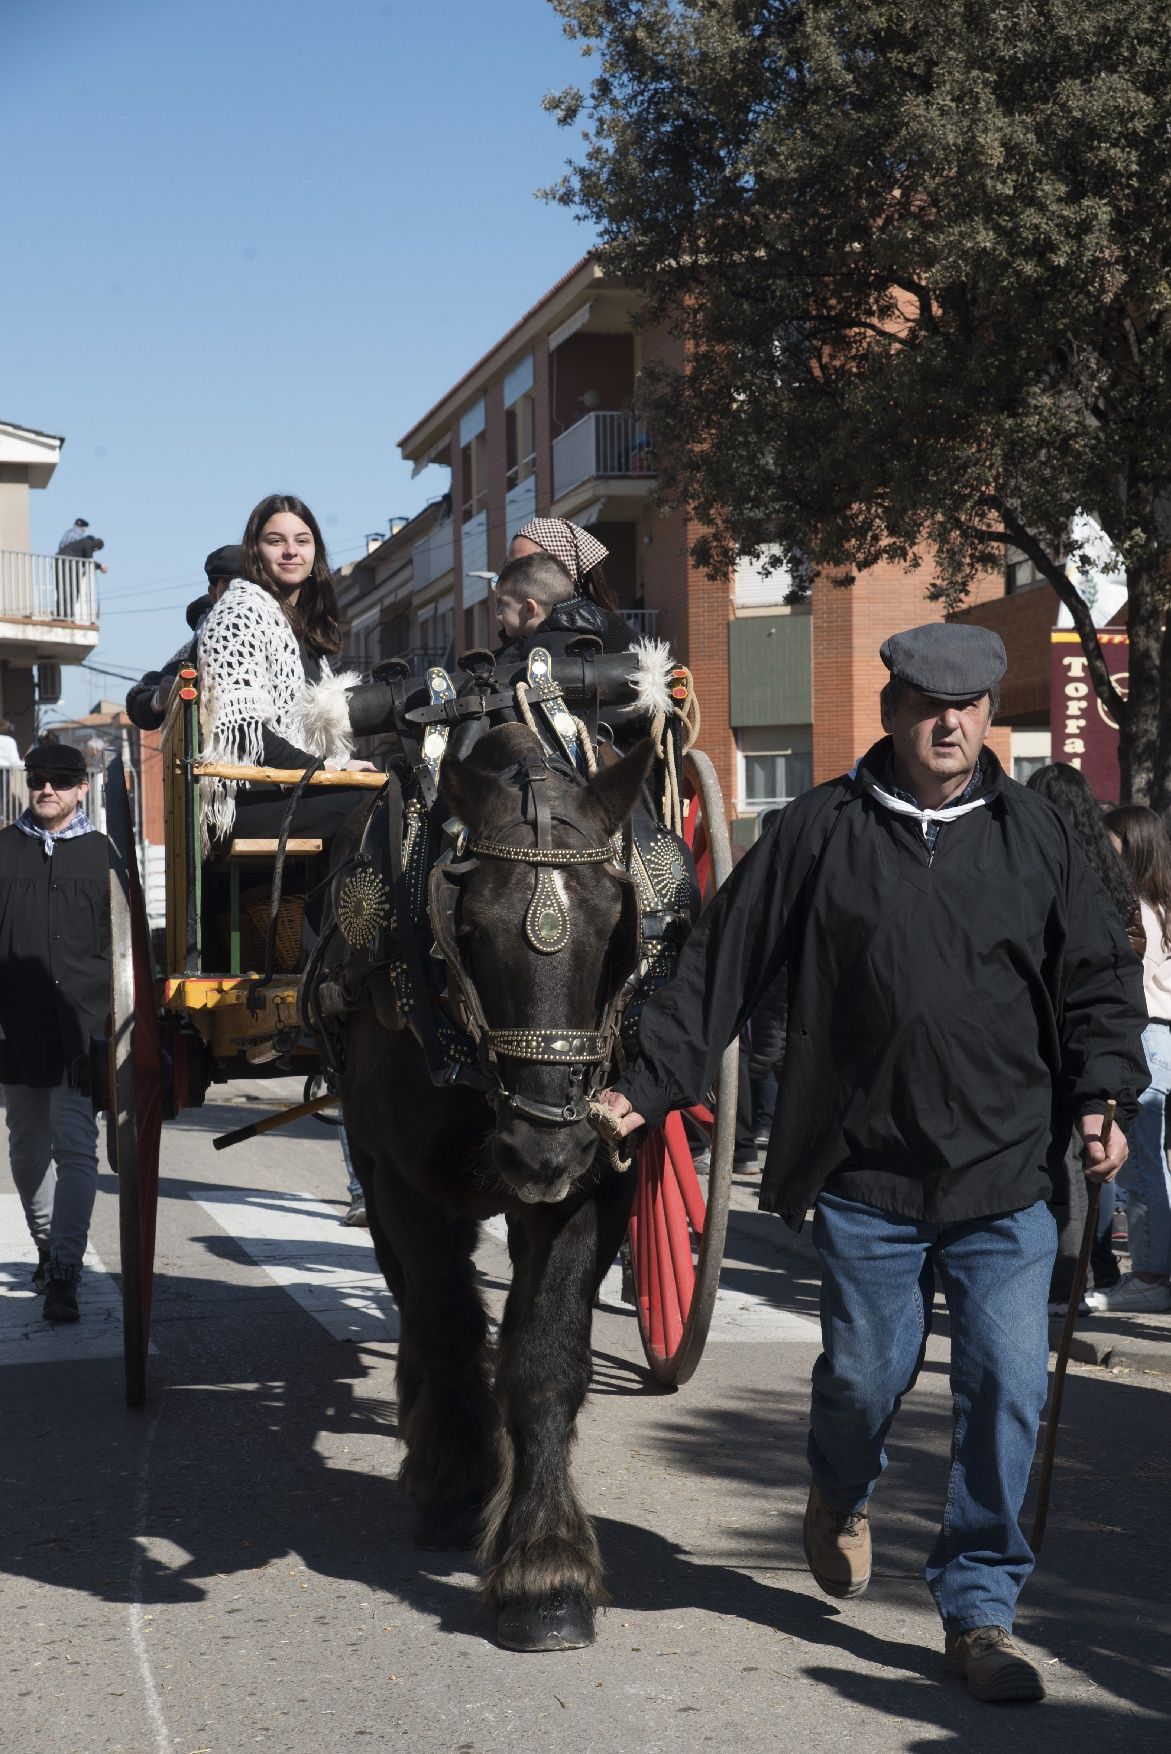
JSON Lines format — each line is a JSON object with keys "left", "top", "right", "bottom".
{"left": 627, "top": 749, "right": 738, "bottom": 1386}
{"left": 104, "top": 758, "right": 163, "bottom": 1408}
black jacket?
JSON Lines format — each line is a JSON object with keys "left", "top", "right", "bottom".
{"left": 0, "top": 826, "right": 112, "bottom": 1087}
{"left": 614, "top": 740, "right": 1149, "bottom": 1227}
{"left": 496, "top": 598, "right": 637, "bottom": 664}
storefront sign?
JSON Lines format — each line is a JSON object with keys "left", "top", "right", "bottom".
{"left": 1049, "top": 629, "right": 1128, "bottom": 800}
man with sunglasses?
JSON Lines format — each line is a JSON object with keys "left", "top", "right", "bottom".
{"left": 0, "top": 742, "right": 110, "bottom": 1322}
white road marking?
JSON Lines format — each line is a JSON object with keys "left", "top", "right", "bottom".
{"left": 128, "top": 1401, "right": 171, "bottom": 1754}
{"left": 0, "top": 1194, "right": 129, "bottom": 1365}
{"left": 481, "top": 1213, "right": 818, "bottom": 1341}
{"left": 190, "top": 1188, "right": 400, "bottom": 1343}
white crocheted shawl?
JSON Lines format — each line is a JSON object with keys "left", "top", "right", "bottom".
{"left": 197, "top": 579, "right": 358, "bottom": 848}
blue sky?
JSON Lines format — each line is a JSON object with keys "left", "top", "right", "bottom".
{"left": 0, "top": 0, "right": 596, "bottom": 719}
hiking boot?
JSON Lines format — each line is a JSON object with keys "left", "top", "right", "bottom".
{"left": 802, "top": 1482, "right": 871, "bottom": 1599}
{"left": 43, "top": 1276, "right": 80, "bottom": 1323}
{"left": 944, "top": 1626, "right": 1045, "bottom": 1702}
{"left": 32, "top": 1250, "right": 50, "bottom": 1295}
{"left": 342, "top": 1195, "right": 368, "bottom": 1228}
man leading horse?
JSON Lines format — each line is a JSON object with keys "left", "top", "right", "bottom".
{"left": 598, "top": 621, "right": 1147, "bottom": 1703}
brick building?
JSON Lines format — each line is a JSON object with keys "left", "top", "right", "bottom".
{"left": 343, "top": 255, "right": 1073, "bottom": 833}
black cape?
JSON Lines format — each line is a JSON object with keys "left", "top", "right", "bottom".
{"left": 0, "top": 826, "right": 112, "bottom": 1087}
{"left": 614, "top": 740, "right": 1149, "bottom": 1227}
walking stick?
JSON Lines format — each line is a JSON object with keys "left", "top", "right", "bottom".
{"left": 1031, "top": 1098, "right": 1116, "bottom": 1551}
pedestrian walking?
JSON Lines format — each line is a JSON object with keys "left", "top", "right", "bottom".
{"left": 596, "top": 622, "right": 1147, "bottom": 1703}
{"left": 1089, "top": 805, "right": 1171, "bottom": 1312}
{"left": 0, "top": 742, "right": 110, "bottom": 1322}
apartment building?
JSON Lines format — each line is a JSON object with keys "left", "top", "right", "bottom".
{"left": 342, "top": 257, "right": 1060, "bottom": 832}
{"left": 0, "top": 419, "right": 101, "bottom": 821}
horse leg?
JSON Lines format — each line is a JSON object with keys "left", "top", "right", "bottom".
{"left": 369, "top": 1165, "right": 497, "bottom": 1551}
{"left": 482, "top": 1174, "right": 633, "bottom": 1650}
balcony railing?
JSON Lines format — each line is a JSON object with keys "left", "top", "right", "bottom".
{"left": 0, "top": 768, "right": 28, "bottom": 827}
{"left": 412, "top": 520, "right": 454, "bottom": 590}
{"left": 619, "top": 608, "right": 659, "bottom": 639}
{"left": 552, "top": 412, "right": 654, "bottom": 500}
{"left": 399, "top": 645, "right": 450, "bottom": 678}
{"left": 0, "top": 550, "right": 98, "bottom": 624}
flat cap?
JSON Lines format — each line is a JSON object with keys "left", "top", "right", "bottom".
{"left": 204, "top": 543, "right": 245, "bottom": 583}
{"left": 24, "top": 741, "right": 88, "bottom": 778}
{"left": 880, "top": 622, "right": 1006, "bottom": 703}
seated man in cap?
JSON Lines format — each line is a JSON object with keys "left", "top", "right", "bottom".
{"left": 0, "top": 742, "right": 112, "bottom": 1323}
{"left": 125, "top": 544, "right": 242, "bottom": 731}
{"left": 595, "top": 620, "right": 1147, "bottom": 1703}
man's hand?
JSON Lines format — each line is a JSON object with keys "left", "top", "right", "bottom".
{"left": 1078, "top": 1112, "right": 1128, "bottom": 1183}
{"left": 592, "top": 1089, "right": 647, "bottom": 1140}
{"left": 150, "top": 674, "right": 178, "bottom": 717}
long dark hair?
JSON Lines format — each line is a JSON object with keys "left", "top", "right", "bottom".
{"left": 1105, "top": 804, "right": 1171, "bottom": 948}
{"left": 241, "top": 493, "right": 341, "bottom": 657}
{"left": 1026, "top": 764, "right": 1139, "bottom": 929}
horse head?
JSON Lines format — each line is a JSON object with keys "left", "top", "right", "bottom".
{"left": 436, "top": 724, "right": 653, "bottom": 1205}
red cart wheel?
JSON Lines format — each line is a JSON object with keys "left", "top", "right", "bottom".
{"left": 105, "top": 758, "right": 162, "bottom": 1408}
{"left": 627, "top": 748, "right": 737, "bottom": 1385}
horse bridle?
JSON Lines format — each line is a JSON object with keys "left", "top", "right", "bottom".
{"left": 427, "top": 755, "right": 640, "bottom": 1128}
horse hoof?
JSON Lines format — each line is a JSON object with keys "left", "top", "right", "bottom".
{"left": 496, "top": 1588, "right": 596, "bottom": 1652}
{"left": 411, "top": 1498, "right": 482, "bottom": 1551}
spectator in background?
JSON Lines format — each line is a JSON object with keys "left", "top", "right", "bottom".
{"left": 0, "top": 742, "right": 111, "bottom": 1322}
{"left": 0, "top": 719, "right": 20, "bottom": 768}
{"left": 57, "top": 518, "right": 89, "bottom": 552}
{"left": 55, "top": 520, "right": 106, "bottom": 621}
{"left": 1026, "top": 763, "right": 1142, "bottom": 1307}
{"left": 125, "top": 544, "right": 242, "bottom": 732}
{"left": 1091, "top": 805, "right": 1171, "bottom": 1313}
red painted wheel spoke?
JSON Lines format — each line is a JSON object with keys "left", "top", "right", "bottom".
{"left": 664, "top": 1110, "right": 707, "bottom": 1237}
{"left": 644, "top": 1138, "right": 666, "bottom": 1357}
{"left": 659, "top": 1149, "right": 697, "bottom": 1310}
{"left": 651, "top": 1149, "right": 685, "bottom": 1358}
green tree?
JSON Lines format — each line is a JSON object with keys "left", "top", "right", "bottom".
{"left": 546, "top": 0, "right": 1171, "bottom": 800}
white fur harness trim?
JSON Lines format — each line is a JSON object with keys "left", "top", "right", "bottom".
{"left": 632, "top": 637, "right": 673, "bottom": 720}
{"left": 197, "top": 578, "right": 358, "bottom": 849}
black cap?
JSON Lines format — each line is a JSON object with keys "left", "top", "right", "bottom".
{"left": 204, "top": 543, "right": 245, "bottom": 583}
{"left": 880, "top": 622, "right": 1007, "bottom": 703}
{"left": 186, "top": 593, "right": 213, "bottom": 631}
{"left": 24, "top": 741, "right": 88, "bottom": 778}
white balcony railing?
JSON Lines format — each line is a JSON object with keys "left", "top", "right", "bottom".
{"left": 411, "top": 520, "right": 454, "bottom": 590}
{"left": 505, "top": 474, "right": 537, "bottom": 543}
{"left": 0, "top": 550, "right": 98, "bottom": 624}
{"left": 620, "top": 608, "right": 659, "bottom": 639}
{"left": 552, "top": 412, "right": 654, "bottom": 500}
{"left": 0, "top": 768, "right": 28, "bottom": 827}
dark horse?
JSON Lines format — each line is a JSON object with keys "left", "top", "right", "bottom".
{"left": 336, "top": 724, "right": 653, "bottom": 1650}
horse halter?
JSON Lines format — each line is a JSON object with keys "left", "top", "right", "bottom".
{"left": 427, "top": 754, "right": 640, "bottom": 1128}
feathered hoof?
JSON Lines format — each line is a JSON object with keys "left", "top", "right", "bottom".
{"left": 495, "top": 1587, "right": 596, "bottom": 1652}
{"left": 410, "top": 1497, "right": 483, "bottom": 1551}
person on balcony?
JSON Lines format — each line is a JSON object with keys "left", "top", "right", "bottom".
{"left": 196, "top": 494, "right": 372, "bottom": 857}
{"left": 0, "top": 741, "right": 111, "bottom": 1323}
{"left": 125, "top": 544, "right": 242, "bottom": 732}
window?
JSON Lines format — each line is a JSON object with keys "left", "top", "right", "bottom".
{"left": 506, "top": 394, "right": 535, "bottom": 489}
{"left": 461, "top": 431, "right": 488, "bottom": 520}
{"left": 743, "top": 749, "right": 812, "bottom": 808}
{"left": 1013, "top": 755, "right": 1049, "bottom": 785}
{"left": 1006, "top": 554, "right": 1047, "bottom": 594}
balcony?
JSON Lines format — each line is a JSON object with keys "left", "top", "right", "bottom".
{"left": 0, "top": 549, "right": 99, "bottom": 660}
{"left": 0, "top": 767, "right": 28, "bottom": 827}
{"left": 552, "top": 412, "right": 654, "bottom": 503}
{"left": 619, "top": 608, "right": 659, "bottom": 640}
{"left": 411, "top": 519, "right": 454, "bottom": 590}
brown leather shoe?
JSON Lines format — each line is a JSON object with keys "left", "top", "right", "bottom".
{"left": 802, "top": 1482, "right": 871, "bottom": 1599}
{"left": 944, "top": 1626, "right": 1045, "bottom": 1702}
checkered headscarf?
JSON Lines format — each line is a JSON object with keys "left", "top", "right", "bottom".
{"left": 515, "top": 518, "right": 608, "bottom": 587}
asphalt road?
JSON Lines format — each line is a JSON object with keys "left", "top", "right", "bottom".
{"left": 2, "top": 1082, "right": 1169, "bottom": 1754}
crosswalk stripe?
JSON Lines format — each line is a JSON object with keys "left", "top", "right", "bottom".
{"left": 0, "top": 1194, "right": 129, "bottom": 1365}
{"left": 190, "top": 1188, "right": 400, "bottom": 1344}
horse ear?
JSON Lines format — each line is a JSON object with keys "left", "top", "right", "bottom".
{"left": 439, "top": 755, "right": 509, "bottom": 837}
{"left": 582, "top": 738, "right": 656, "bottom": 837}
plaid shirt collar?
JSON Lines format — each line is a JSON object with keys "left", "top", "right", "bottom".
{"left": 880, "top": 757, "right": 984, "bottom": 853}
{"left": 16, "top": 807, "right": 96, "bottom": 858}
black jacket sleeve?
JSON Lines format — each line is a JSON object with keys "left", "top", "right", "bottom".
{"left": 613, "top": 799, "right": 829, "bottom": 1123}
{"left": 125, "top": 671, "right": 168, "bottom": 732}
{"left": 260, "top": 723, "right": 317, "bottom": 769}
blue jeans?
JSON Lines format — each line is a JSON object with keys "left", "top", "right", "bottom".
{"left": 3, "top": 1081, "right": 100, "bottom": 1273}
{"left": 1118, "top": 1021, "right": 1171, "bottom": 1276}
{"left": 809, "top": 1191, "right": 1056, "bottom": 1633}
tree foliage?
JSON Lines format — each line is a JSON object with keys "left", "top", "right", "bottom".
{"left": 545, "top": 0, "right": 1171, "bottom": 799}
